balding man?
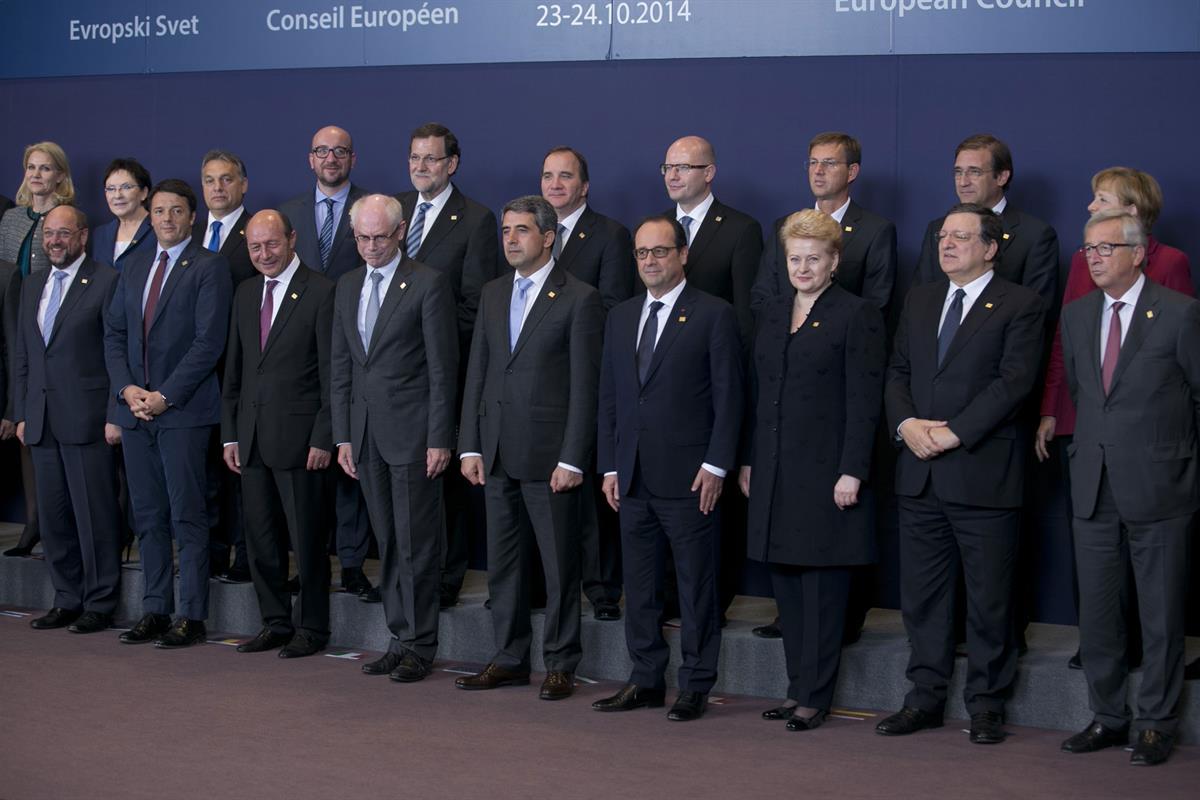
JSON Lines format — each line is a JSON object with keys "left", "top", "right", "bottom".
{"left": 222, "top": 211, "right": 335, "bottom": 658}
{"left": 331, "top": 194, "right": 458, "bottom": 682}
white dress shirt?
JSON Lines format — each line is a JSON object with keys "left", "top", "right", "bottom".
{"left": 411, "top": 182, "right": 453, "bottom": 251}
{"left": 37, "top": 254, "right": 84, "bottom": 330}
{"left": 818, "top": 197, "right": 852, "bottom": 224}
{"left": 203, "top": 206, "right": 244, "bottom": 252}
{"left": 261, "top": 255, "right": 301, "bottom": 329}
{"left": 557, "top": 203, "right": 586, "bottom": 244}
{"left": 142, "top": 238, "right": 192, "bottom": 313}
{"left": 356, "top": 252, "right": 402, "bottom": 336}
{"left": 676, "top": 192, "right": 714, "bottom": 246}
{"left": 1100, "top": 272, "right": 1145, "bottom": 361}
{"left": 938, "top": 268, "right": 995, "bottom": 331}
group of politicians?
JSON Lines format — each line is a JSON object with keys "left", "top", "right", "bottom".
{"left": 1, "top": 123, "right": 1197, "bottom": 767}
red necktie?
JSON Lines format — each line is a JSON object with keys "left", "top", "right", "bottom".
{"left": 260, "top": 279, "right": 278, "bottom": 351}
{"left": 1101, "top": 301, "right": 1125, "bottom": 396}
{"left": 143, "top": 251, "right": 169, "bottom": 384}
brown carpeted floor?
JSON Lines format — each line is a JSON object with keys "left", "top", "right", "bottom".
{"left": 0, "top": 609, "right": 1196, "bottom": 800}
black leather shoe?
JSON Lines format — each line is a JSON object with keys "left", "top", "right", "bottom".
{"left": 119, "top": 613, "right": 171, "bottom": 644}
{"left": 67, "top": 611, "right": 112, "bottom": 634}
{"left": 876, "top": 706, "right": 944, "bottom": 736}
{"left": 455, "top": 663, "right": 531, "bottom": 690}
{"left": 214, "top": 565, "right": 252, "bottom": 584}
{"left": 539, "top": 671, "right": 575, "bottom": 700}
{"left": 1130, "top": 730, "right": 1173, "bottom": 766}
{"left": 341, "top": 566, "right": 371, "bottom": 596}
{"left": 1061, "top": 720, "right": 1129, "bottom": 753}
{"left": 236, "top": 627, "right": 292, "bottom": 653}
{"left": 3, "top": 545, "right": 33, "bottom": 558}
{"left": 762, "top": 704, "right": 796, "bottom": 721}
{"left": 667, "top": 691, "right": 708, "bottom": 721}
{"left": 30, "top": 607, "right": 81, "bottom": 630}
{"left": 278, "top": 633, "right": 324, "bottom": 659}
{"left": 439, "top": 586, "right": 459, "bottom": 609}
{"left": 969, "top": 711, "right": 1006, "bottom": 744}
{"left": 1184, "top": 657, "right": 1200, "bottom": 681}
{"left": 362, "top": 652, "right": 405, "bottom": 675}
{"left": 155, "top": 618, "right": 207, "bottom": 649}
{"left": 752, "top": 622, "right": 782, "bottom": 639}
{"left": 593, "top": 602, "right": 622, "bottom": 621}
{"left": 592, "top": 683, "right": 666, "bottom": 712}
{"left": 359, "top": 586, "right": 382, "bottom": 604}
{"left": 388, "top": 652, "right": 432, "bottom": 682}
{"left": 787, "top": 710, "right": 828, "bottom": 732}
{"left": 1068, "top": 651, "right": 1083, "bottom": 670}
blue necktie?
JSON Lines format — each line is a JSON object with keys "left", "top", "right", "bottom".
{"left": 680, "top": 215, "right": 693, "bottom": 244}
{"left": 637, "top": 300, "right": 664, "bottom": 385}
{"left": 361, "top": 270, "right": 383, "bottom": 351}
{"left": 42, "top": 269, "right": 69, "bottom": 344}
{"left": 318, "top": 198, "right": 335, "bottom": 269}
{"left": 553, "top": 224, "right": 567, "bottom": 260}
{"left": 937, "top": 288, "right": 966, "bottom": 366}
{"left": 407, "top": 202, "right": 431, "bottom": 258}
{"left": 509, "top": 277, "right": 534, "bottom": 352}
{"left": 207, "top": 220, "right": 222, "bottom": 252}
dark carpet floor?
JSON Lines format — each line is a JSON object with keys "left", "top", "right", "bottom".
{"left": 0, "top": 609, "right": 1196, "bottom": 799}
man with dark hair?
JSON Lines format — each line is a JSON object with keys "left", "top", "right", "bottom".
{"left": 456, "top": 195, "right": 603, "bottom": 701}
{"left": 395, "top": 122, "right": 501, "bottom": 609}
{"left": 195, "top": 150, "right": 255, "bottom": 286}
{"left": 104, "top": 178, "right": 233, "bottom": 648}
{"left": 879, "top": 202, "right": 1045, "bottom": 745}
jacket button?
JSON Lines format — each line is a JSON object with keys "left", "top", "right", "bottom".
{"left": 505, "top": 368, "right": 513, "bottom": 374}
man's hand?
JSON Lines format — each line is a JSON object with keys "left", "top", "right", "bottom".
{"left": 144, "top": 391, "right": 169, "bottom": 417}
{"left": 899, "top": 418, "right": 948, "bottom": 461}
{"left": 307, "top": 447, "right": 332, "bottom": 471}
{"left": 550, "top": 467, "right": 583, "bottom": 493}
{"left": 460, "top": 455, "right": 486, "bottom": 486}
{"left": 927, "top": 425, "right": 961, "bottom": 452}
{"left": 15, "top": 421, "right": 25, "bottom": 445}
{"left": 337, "top": 443, "right": 358, "bottom": 479}
{"left": 833, "top": 474, "right": 861, "bottom": 510}
{"left": 104, "top": 423, "right": 122, "bottom": 446}
{"left": 0, "top": 419, "right": 15, "bottom": 440}
{"left": 602, "top": 474, "right": 620, "bottom": 512}
{"left": 691, "top": 468, "right": 724, "bottom": 515}
{"left": 223, "top": 443, "right": 241, "bottom": 475}
{"left": 122, "top": 385, "right": 153, "bottom": 420}
{"left": 738, "top": 465, "right": 751, "bottom": 498}
{"left": 1034, "top": 416, "right": 1057, "bottom": 463}
{"left": 426, "top": 447, "right": 450, "bottom": 479}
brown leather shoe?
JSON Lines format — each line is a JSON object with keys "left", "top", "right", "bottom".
{"left": 539, "top": 671, "right": 575, "bottom": 700}
{"left": 455, "top": 662, "right": 530, "bottom": 690}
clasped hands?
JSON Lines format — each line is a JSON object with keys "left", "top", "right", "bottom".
{"left": 899, "top": 418, "right": 960, "bottom": 461}
{"left": 122, "top": 385, "right": 168, "bottom": 421}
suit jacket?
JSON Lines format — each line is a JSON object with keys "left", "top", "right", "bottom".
{"left": 221, "top": 263, "right": 334, "bottom": 470}
{"left": 330, "top": 257, "right": 458, "bottom": 466}
{"left": 915, "top": 202, "right": 1059, "bottom": 313}
{"left": 193, "top": 209, "right": 255, "bottom": 285}
{"left": 14, "top": 259, "right": 118, "bottom": 445}
{"left": 459, "top": 266, "right": 603, "bottom": 481}
{"left": 279, "top": 184, "right": 369, "bottom": 282}
{"left": 396, "top": 185, "right": 501, "bottom": 347}
{"left": 667, "top": 198, "right": 763, "bottom": 347}
{"left": 751, "top": 200, "right": 897, "bottom": 314}
{"left": 0, "top": 259, "right": 19, "bottom": 419}
{"left": 103, "top": 240, "right": 233, "bottom": 429}
{"left": 885, "top": 274, "right": 1046, "bottom": 508}
{"left": 598, "top": 283, "right": 743, "bottom": 499}
{"left": 0, "top": 195, "right": 12, "bottom": 218}
{"left": 91, "top": 217, "right": 156, "bottom": 271}
{"left": 556, "top": 206, "right": 636, "bottom": 311}
{"left": 1062, "top": 279, "right": 1200, "bottom": 522}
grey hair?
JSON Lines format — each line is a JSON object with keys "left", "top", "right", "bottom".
{"left": 348, "top": 194, "right": 405, "bottom": 230}
{"left": 501, "top": 195, "right": 557, "bottom": 235}
{"left": 1085, "top": 209, "right": 1147, "bottom": 249}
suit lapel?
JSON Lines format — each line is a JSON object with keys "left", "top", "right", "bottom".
{"left": 841, "top": 202, "right": 864, "bottom": 248}
{"left": 684, "top": 199, "right": 722, "bottom": 268}
{"left": 642, "top": 285, "right": 693, "bottom": 386}
{"left": 1081, "top": 291, "right": 1104, "bottom": 393}
{"left": 148, "top": 244, "right": 197, "bottom": 333}
{"left": 510, "top": 266, "right": 565, "bottom": 362}
{"left": 999, "top": 205, "right": 1020, "bottom": 261}
{"left": 295, "top": 195, "right": 322, "bottom": 270}
{"left": 45, "top": 260, "right": 95, "bottom": 347}
{"left": 344, "top": 269, "right": 369, "bottom": 363}
{"left": 219, "top": 210, "right": 250, "bottom": 259}
{"left": 938, "top": 277, "right": 1003, "bottom": 372}
{"left": 331, "top": 186, "right": 362, "bottom": 263}
{"left": 416, "top": 186, "right": 464, "bottom": 259}
{"left": 260, "top": 266, "right": 309, "bottom": 359}
{"left": 1107, "top": 281, "right": 1158, "bottom": 395}
{"left": 25, "top": 268, "right": 50, "bottom": 351}
{"left": 366, "top": 259, "right": 415, "bottom": 357}
{"left": 557, "top": 207, "right": 595, "bottom": 272}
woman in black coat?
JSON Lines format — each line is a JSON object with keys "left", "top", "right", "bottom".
{"left": 739, "top": 209, "right": 886, "bottom": 730}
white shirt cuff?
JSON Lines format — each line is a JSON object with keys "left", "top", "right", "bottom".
{"left": 460, "top": 452, "right": 482, "bottom": 460}
{"left": 701, "top": 463, "right": 726, "bottom": 479}
{"left": 557, "top": 462, "right": 582, "bottom": 474}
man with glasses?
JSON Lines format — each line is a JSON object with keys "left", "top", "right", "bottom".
{"left": 280, "top": 126, "right": 375, "bottom": 602}
{"left": 396, "top": 122, "right": 501, "bottom": 610}
{"left": 15, "top": 206, "right": 123, "bottom": 634}
{"left": 330, "top": 194, "right": 458, "bottom": 682}
{"left": 879, "top": 203, "right": 1045, "bottom": 745}
{"left": 1058, "top": 210, "right": 1200, "bottom": 767}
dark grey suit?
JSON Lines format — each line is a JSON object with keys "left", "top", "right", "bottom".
{"left": 1062, "top": 278, "right": 1200, "bottom": 735}
{"left": 331, "top": 257, "right": 458, "bottom": 663}
{"left": 459, "top": 265, "right": 603, "bottom": 673}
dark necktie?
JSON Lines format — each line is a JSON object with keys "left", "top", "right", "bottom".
{"left": 553, "top": 224, "right": 567, "bottom": 260}
{"left": 407, "top": 202, "right": 431, "bottom": 257}
{"left": 937, "top": 288, "right": 966, "bottom": 366}
{"left": 318, "top": 198, "right": 335, "bottom": 269}
{"left": 1101, "top": 301, "right": 1125, "bottom": 395}
{"left": 260, "top": 279, "right": 279, "bottom": 351}
{"left": 637, "top": 300, "right": 665, "bottom": 385}
{"left": 143, "top": 251, "right": 169, "bottom": 383}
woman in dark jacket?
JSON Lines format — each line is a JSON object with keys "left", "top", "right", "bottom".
{"left": 739, "top": 209, "right": 886, "bottom": 731}
{"left": 90, "top": 158, "right": 155, "bottom": 270}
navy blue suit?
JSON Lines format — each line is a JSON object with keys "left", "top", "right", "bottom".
{"left": 104, "top": 238, "right": 232, "bottom": 621}
{"left": 597, "top": 282, "right": 743, "bottom": 693}
{"left": 91, "top": 218, "right": 156, "bottom": 271}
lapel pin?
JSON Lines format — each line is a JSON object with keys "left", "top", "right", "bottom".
{"left": 239, "top": 230, "right": 245, "bottom": 236}
{"left": 844, "top": 226, "right": 853, "bottom": 233}
{"left": 714, "top": 216, "right": 723, "bottom": 223}
{"left": 131, "top": 238, "right": 139, "bottom": 245}
{"left": 548, "top": 291, "right": 557, "bottom": 299}
{"left": 399, "top": 282, "right": 407, "bottom": 290}
{"left": 578, "top": 232, "right": 586, "bottom": 239}
{"left": 80, "top": 277, "right": 89, "bottom": 284}
{"left": 450, "top": 215, "right": 458, "bottom": 221}
{"left": 290, "top": 292, "right": 299, "bottom": 300}
{"left": 985, "top": 302, "right": 994, "bottom": 309}
{"left": 180, "top": 260, "right": 189, "bottom": 267}
{"left": 1002, "top": 233, "right": 1011, "bottom": 240}
{"left": 1147, "top": 310, "right": 1155, "bottom": 319}
{"left": 678, "top": 316, "right": 687, "bottom": 322}
{"left": 812, "top": 321, "right": 820, "bottom": 328}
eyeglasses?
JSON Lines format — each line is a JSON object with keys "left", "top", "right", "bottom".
{"left": 1080, "top": 242, "right": 1134, "bottom": 257}
{"left": 354, "top": 228, "right": 399, "bottom": 246}
{"left": 660, "top": 163, "right": 710, "bottom": 176}
{"left": 104, "top": 183, "right": 139, "bottom": 194}
{"left": 806, "top": 159, "right": 847, "bottom": 170}
{"left": 311, "top": 146, "right": 352, "bottom": 159}
{"left": 934, "top": 231, "right": 983, "bottom": 243}
{"left": 43, "top": 228, "right": 80, "bottom": 240}
{"left": 634, "top": 246, "right": 680, "bottom": 260}
{"left": 953, "top": 167, "right": 991, "bottom": 180}
{"left": 409, "top": 154, "right": 450, "bottom": 168}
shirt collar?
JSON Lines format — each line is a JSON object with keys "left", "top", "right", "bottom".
{"left": 155, "top": 237, "right": 192, "bottom": 264}
{"left": 420, "top": 181, "right": 454, "bottom": 210}
{"left": 558, "top": 203, "right": 586, "bottom": 235}
{"left": 950, "top": 268, "right": 994, "bottom": 300}
{"left": 367, "top": 250, "right": 402, "bottom": 278}
{"left": 991, "top": 195, "right": 1008, "bottom": 215}
{"left": 1104, "top": 272, "right": 1146, "bottom": 312}
{"left": 51, "top": 253, "right": 85, "bottom": 278}
{"left": 677, "top": 192, "right": 714, "bottom": 226}
{"left": 207, "top": 205, "right": 244, "bottom": 228}
{"left": 315, "top": 183, "right": 351, "bottom": 206}
{"left": 266, "top": 255, "right": 301, "bottom": 287}
{"left": 514, "top": 258, "right": 555, "bottom": 290}
{"left": 818, "top": 197, "right": 852, "bottom": 223}
{"left": 645, "top": 277, "right": 688, "bottom": 310}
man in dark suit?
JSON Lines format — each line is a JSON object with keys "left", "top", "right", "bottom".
{"left": 221, "top": 210, "right": 335, "bottom": 659}
{"left": 1058, "top": 210, "right": 1200, "bottom": 767}
{"left": 331, "top": 194, "right": 458, "bottom": 682}
{"left": 279, "top": 125, "right": 374, "bottom": 600}
{"left": 878, "top": 203, "right": 1045, "bottom": 744}
{"left": 455, "top": 195, "right": 603, "bottom": 701}
{"left": 661, "top": 135, "right": 761, "bottom": 618}
{"left": 541, "top": 145, "right": 635, "bottom": 621}
{"left": 0, "top": 195, "right": 13, "bottom": 217}
{"left": 592, "top": 215, "right": 743, "bottom": 722}
{"left": 14, "top": 206, "right": 122, "bottom": 633}
{"left": 104, "top": 178, "right": 233, "bottom": 649}
{"left": 396, "top": 122, "right": 501, "bottom": 608}
{"left": 1, "top": 258, "right": 33, "bottom": 557}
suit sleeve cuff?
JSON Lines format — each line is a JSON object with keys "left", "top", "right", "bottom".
{"left": 557, "top": 462, "right": 582, "bottom": 474}
{"left": 459, "top": 452, "right": 482, "bottom": 460}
